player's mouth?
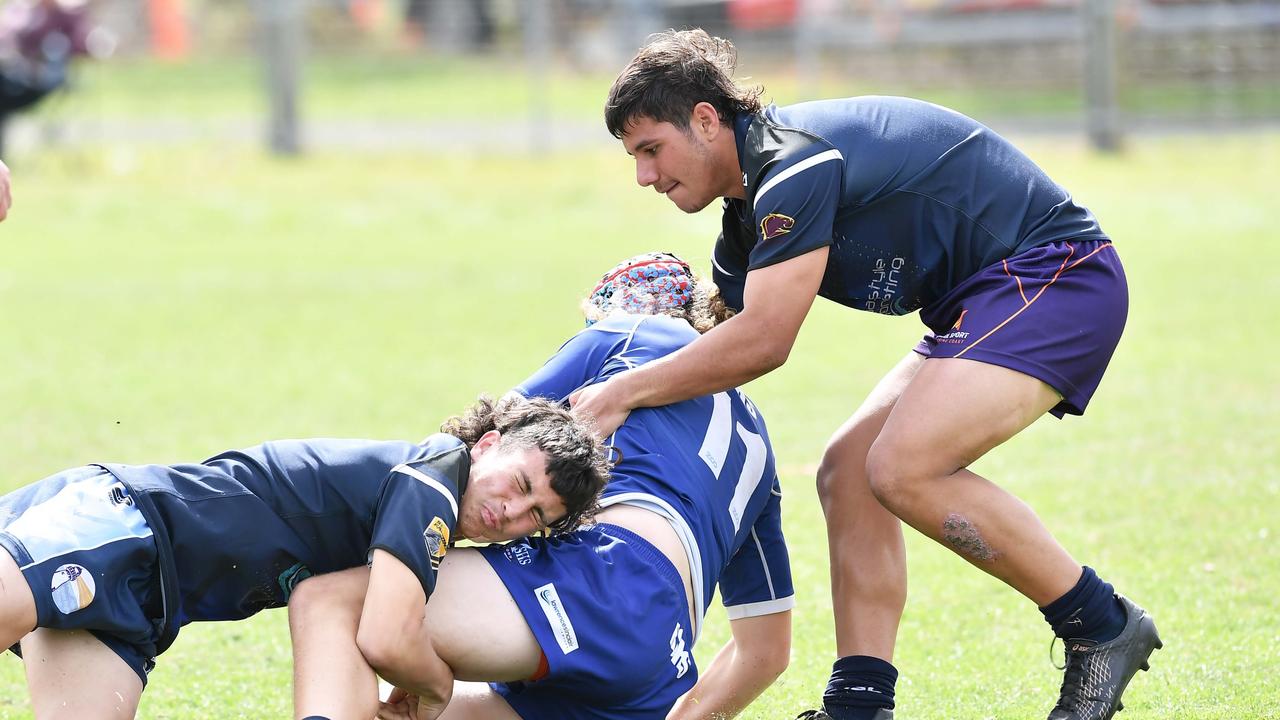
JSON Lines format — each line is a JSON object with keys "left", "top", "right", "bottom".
{"left": 658, "top": 182, "right": 678, "bottom": 196}
{"left": 481, "top": 505, "right": 499, "bottom": 531}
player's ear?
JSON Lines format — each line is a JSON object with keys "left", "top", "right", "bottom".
{"left": 471, "top": 430, "right": 502, "bottom": 458}
{"left": 691, "top": 102, "right": 721, "bottom": 139}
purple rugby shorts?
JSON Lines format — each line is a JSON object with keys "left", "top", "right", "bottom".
{"left": 916, "top": 240, "right": 1128, "bottom": 417}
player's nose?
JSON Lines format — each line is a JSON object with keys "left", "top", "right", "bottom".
{"left": 636, "top": 160, "right": 658, "bottom": 187}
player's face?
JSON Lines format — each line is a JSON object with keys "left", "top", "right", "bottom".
{"left": 459, "top": 432, "right": 567, "bottom": 543}
{"left": 622, "top": 115, "right": 726, "bottom": 214}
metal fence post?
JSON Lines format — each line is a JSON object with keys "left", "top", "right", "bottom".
{"left": 1083, "top": 0, "right": 1122, "bottom": 151}
{"left": 524, "top": 0, "right": 552, "bottom": 155}
{"left": 256, "top": 0, "right": 304, "bottom": 156}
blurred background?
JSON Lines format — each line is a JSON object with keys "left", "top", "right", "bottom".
{"left": 1, "top": 0, "right": 1276, "bottom": 157}
{"left": 1, "top": 2, "right": 1277, "bottom": 718}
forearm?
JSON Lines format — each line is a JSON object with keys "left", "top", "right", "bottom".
{"left": 615, "top": 312, "right": 787, "bottom": 410}
{"left": 666, "top": 639, "right": 782, "bottom": 720}
{"left": 362, "top": 618, "right": 455, "bottom": 707}
{"left": 358, "top": 550, "right": 454, "bottom": 710}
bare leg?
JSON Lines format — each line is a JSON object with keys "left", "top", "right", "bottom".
{"left": 290, "top": 549, "right": 540, "bottom": 718}
{"left": 0, "top": 550, "right": 37, "bottom": 648}
{"left": 290, "top": 567, "right": 380, "bottom": 720}
{"left": 437, "top": 682, "right": 522, "bottom": 720}
{"left": 818, "top": 351, "right": 921, "bottom": 661}
{"left": 22, "top": 628, "right": 143, "bottom": 720}
{"left": 867, "top": 358, "right": 1081, "bottom": 604}
{"left": 425, "top": 549, "right": 540, "bottom": 681}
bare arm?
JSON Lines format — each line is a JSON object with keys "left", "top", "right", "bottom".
{"left": 571, "top": 247, "right": 828, "bottom": 436}
{"left": 0, "top": 160, "right": 11, "bottom": 221}
{"left": 666, "top": 610, "right": 792, "bottom": 720}
{"left": 356, "top": 549, "right": 454, "bottom": 716}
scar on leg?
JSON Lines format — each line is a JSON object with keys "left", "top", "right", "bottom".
{"left": 942, "top": 513, "right": 998, "bottom": 562}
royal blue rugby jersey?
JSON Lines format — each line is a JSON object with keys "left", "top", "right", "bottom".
{"left": 100, "top": 434, "right": 467, "bottom": 630}
{"left": 514, "top": 314, "right": 793, "bottom": 636}
{"left": 713, "top": 96, "right": 1107, "bottom": 316}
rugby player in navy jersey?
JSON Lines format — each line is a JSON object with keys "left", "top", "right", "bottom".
{"left": 288, "top": 252, "right": 794, "bottom": 720}
{"left": 0, "top": 396, "right": 607, "bottom": 719}
{"left": 572, "top": 29, "right": 1162, "bottom": 720}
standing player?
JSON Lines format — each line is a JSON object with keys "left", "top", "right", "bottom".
{"left": 289, "top": 252, "right": 794, "bottom": 720}
{"left": 571, "top": 29, "right": 1161, "bottom": 720}
{"left": 0, "top": 396, "right": 607, "bottom": 719}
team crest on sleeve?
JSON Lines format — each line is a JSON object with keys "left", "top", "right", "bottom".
{"left": 759, "top": 213, "right": 796, "bottom": 241}
{"left": 423, "top": 516, "right": 450, "bottom": 569}
{"left": 51, "top": 563, "right": 95, "bottom": 614}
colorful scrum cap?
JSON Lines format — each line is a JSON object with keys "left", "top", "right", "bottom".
{"left": 587, "top": 252, "right": 695, "bottom": 325}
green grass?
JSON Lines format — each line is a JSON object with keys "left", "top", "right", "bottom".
{"left": 1, "top": 128, "right": 1278, "bottom": 718}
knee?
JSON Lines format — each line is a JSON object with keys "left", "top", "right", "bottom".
{"left": 865, "top": 439, "right": 926, "bottom": 513}
{"left": 816, "top": 432, "right": 874, "bottom": 510}
{"left": 287, "top": 573, "right": 355, "bottom": 629}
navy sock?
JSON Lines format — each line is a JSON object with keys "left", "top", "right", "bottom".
{"left": 1039, "top": 566, "right": 1127, "bottom": 643}
{"left": 822, "top": 655, "right": 897, "bottom": 720}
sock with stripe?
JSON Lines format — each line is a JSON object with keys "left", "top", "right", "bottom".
{"left": 821, "top": 655, "right": 897, "bottom": 720}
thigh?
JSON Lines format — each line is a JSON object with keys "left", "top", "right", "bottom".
{"left": 823, "top": 350, "right": 925, "bottom": 471}
{"left": 879, "top": 357, "right": 1061, "bottom": 474}
{"left": 22, "top": 627, "right": 143, "bottom": 720}
{"left": 428, "top": 549, "right": 542, "bottom": 682}
{"left": 438, "top": 682, "right": 522, "bottom": 720}
{"left": 0, "top": 547, "right": 36, "bottom": 648}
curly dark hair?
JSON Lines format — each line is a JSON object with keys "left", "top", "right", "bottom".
{"left": 605, "top": 28, "right": 763, "bottom": 139}
{"left": 441, "top": 395, "right": 609, "bottom": 533}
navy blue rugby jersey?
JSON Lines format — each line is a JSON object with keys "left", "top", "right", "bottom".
{"left": 100, "top": 434, "right": 468, "bottom": 628}
{"left": 515, "top": 314, "right": 793, "bottom": 634}
{"left": 713, "top": 96, "right": 1107, "bottom": 315}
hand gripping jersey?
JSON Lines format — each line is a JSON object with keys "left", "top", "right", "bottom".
{"left": 515, "top": 314, "right": 794, "bottom": 636}
{"left": 99, "top": 434, "right": 469, "bottom": 649}
{"left": 712, "top": 96, "right": 1108, "bottom": 316}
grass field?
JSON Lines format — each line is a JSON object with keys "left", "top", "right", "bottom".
{"left": 2, "top": 68, "right": 1279, "bottom": 718}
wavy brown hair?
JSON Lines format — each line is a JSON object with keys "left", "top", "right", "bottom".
{"left": 606, "top": 28, "right": 763, "bottom": 139}
{"left": 441, "top": 395, "right": 608, "bottom": 533}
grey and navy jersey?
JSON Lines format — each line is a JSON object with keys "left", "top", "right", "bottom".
{"left": 713, "top": 96, "right": 1107, "bottom": 315}
{"left": 101, "top": 434, "right": 467, "bottom": 627}
{"left": 515, "top": 314, "right": 793, "bottom": 633}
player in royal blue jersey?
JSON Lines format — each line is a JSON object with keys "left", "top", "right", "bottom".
{"left": 572, "top": 29, "right": 1162, "bottom": 720}
{"left": 0, "top": 396, "right": 608, "bottom": 719}
{"left": 288, "top": 252, "right": 793, "bottom": 720}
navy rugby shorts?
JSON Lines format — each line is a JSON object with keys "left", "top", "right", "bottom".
{"left": 480, "top": 523, "right": 696, "bottom": 720}
{"left": 0, "top": 467, "right": 163, "bottom": 684}
{"left": 916, "top": 239, "right": 1128, "bottom": 417}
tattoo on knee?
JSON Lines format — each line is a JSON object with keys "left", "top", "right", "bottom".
{"left": 942, "top": 513, "right": 998, "bottom": 562}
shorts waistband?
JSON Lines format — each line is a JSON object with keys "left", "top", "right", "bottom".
{"left": 593, "top": 522, "right": 688, "bottom": 613}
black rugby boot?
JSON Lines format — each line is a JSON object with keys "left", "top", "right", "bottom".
{"left": 1048, "top": 594, "right": 1162, "bottom": 720}
{"left": 794, "top": 710, "right": 894, "bottom": 720}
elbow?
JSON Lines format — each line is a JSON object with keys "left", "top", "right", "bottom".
{"left": 756, "top": 344, "right": 790, "bottom": 374}
{"left": 357, "top": 623, "right": 411, "bottom": 679}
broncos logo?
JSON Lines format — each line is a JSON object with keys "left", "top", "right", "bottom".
{"left": 759, "top": 213, "right": 796, "bottom": 241}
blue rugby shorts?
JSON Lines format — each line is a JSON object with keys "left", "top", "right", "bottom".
{"left": 479, "top": 523, "right": 696, "bottom": 720}
{"left": 0, "top": 467, "right": 164, "bottom": 684}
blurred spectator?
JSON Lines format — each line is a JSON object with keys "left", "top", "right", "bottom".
{"left": 403, "top": 0, "right": 494, "bottom": 51}
{"left": 0, "top": 0, "right": 107, "bottom": 155}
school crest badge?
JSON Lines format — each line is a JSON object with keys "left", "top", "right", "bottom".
{"left": 51, "top": 563, "right": 95, "bottom": 614}
{"left": 423, "top": 516, "right": 450, "bottom": 569}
